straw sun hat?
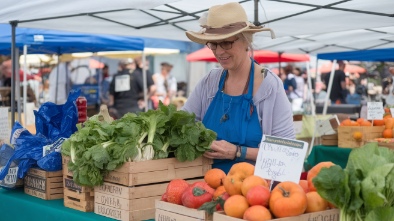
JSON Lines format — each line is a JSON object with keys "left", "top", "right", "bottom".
{"left": 186, "top": 2, "right": 275, "bottom": 45}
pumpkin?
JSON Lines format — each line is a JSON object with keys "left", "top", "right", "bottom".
{"left": 307, "top": 161, "right": 335, "bottom": 191}
{"left": 223, "top": 162, "right": 255, "bottom": 196}
{"left": 269, "top": 181, "right": 307, "bottom": 218}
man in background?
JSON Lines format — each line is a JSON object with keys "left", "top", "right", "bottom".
{"left": 152, "top": 62, "right": 177, "bottom": 108}
{"left": 324, "top": 60, "right": 347, "bottom": 104}
{"left": 108, "top": 58, "right": 154, "bottom": 118}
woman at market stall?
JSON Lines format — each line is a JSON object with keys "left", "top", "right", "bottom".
{"left": 182, "top": 2, "right": 294, "bottom": 173}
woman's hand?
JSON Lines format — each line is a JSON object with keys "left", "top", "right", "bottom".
{"left": 204, "top": 140, "right": 237, "bottom": 160}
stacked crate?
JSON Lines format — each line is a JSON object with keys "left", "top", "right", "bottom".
{"left": 94, "top": 157, "right": 212, "bottom": 221}
{"left": 62, "top": 155, "right": 95, "bottom": 212}
{"left": 24, "top": 168, "right": 63, "bottom": 200}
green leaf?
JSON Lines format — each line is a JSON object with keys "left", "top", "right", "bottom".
{"left": 365, "top": 207, "right": 394, "bottom": 221}
{"left": 361, "top": 163, "right": 394, "bottom": 211}
{"left": 313, "top": 165, "right": 351, "bottom": 209}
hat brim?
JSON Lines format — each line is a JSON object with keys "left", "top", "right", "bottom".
{"left": 186, "top": 26, "right": 274, "bottom": 45}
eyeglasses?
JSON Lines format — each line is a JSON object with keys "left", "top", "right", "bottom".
{"left": 206, "top": 38, "right": 239, "bottom": 50}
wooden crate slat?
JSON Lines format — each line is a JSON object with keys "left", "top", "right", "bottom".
{"left": 27, "top": 168, "right": 63, "bottom": 178}
{"left": 155, "top": 200, "right": 210, "bottom": 220}
{"left": 156, "top": 209, "right": 206, "bottom": 221}
{"left": 47, "top": 177, "right": 63, "bottom": 183}
{"left": 49, "top": 182, "right": 64, "bottom": 189}
{"left": 24, "top": 188, "right": 47, "bottom": 200}
{"left": 64, "top": 188, "right": 94, "bottom": 201}
{"left": 63, "top": 176, "right": 94, "bottom": 192}
{"left": 95, "top": 191, "right": 160, "bottom": 211}
{"left": 115, "top": 157, "right": 205, "bottom": 174}
{"left": 48, "top": 193, "right": 64, "bottom": 200}
{"left": 94, "top": 203, "right": 155, "bottom": 221}
{"left": 62, "top": 155, "right": 70, "bottom": 165}
{"left": 105, "top": 165, "right": 205, "bottom": 186}
{"left": 48, "top": 188, "right": 64, "bottom": 194}
{"left": 64, "top": 198, "right": 94, "bottom": 212}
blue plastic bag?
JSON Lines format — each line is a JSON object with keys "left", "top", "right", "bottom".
{"left": 0, "top": 89, "right": 80, "bottom": 180}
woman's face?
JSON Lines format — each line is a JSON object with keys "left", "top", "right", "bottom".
{"left": 210, "top": 35, "right": 248, "bottom": 70}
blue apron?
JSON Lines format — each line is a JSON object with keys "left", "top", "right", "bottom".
{"left": 202, "top": 62, "right": 263, "bottom": 173}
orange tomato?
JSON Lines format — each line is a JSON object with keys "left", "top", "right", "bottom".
{"left": 223, "top": 162, "right": 255, "bottom": 196}
{"left": 307, "top": 162, "right": 335, "bottom": 192}
{"left": 269, "top": 181, "right": 307, "bottom": 218}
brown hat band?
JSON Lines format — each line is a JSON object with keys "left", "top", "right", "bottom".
{"left": 201, "top": 22, "right": 248, "bottom": 35}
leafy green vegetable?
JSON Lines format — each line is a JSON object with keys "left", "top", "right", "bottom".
{"left": 312, "top": 143, "right": 394, "bottom": 221}
{"left": 61, "top": 103, "right": 217, "bottom": 187}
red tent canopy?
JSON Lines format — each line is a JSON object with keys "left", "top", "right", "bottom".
{"left": 186, "top": 47, "right": 310, "bottom": 63}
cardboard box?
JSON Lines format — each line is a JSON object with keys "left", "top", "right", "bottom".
{"left": 24, "top": 168, "right": 63, "bottom": 200}
{"left": 213, "top": 209, "right": 340, "bottom": 221}
{"left": 338, "top": 126, "right": 384, "bottom": 148}
{"left": 155, "top": 200, "right": 212, "bottom": 221}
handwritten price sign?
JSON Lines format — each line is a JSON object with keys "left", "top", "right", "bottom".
{"left": 255, "top": 135, "right": 308, "bottom": 185}
{"left": 367, "top": 102, "right": 384, "bottom": 120}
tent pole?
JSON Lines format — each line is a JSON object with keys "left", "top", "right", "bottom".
{"left": 55, "top": 54, "right": 59, "bottom": 104}
{"left": 323, "top": 60, "right": 337, "bottom": 115}
{"left": 306, "top": 61, "right": 315, "bottom": 116}
{"left": 278, "top": 51, "right": 283, "bottom": 74}
{"left": 23, "top": 45, "right": 27, "bottom": 126}
{"left": 142, "top": 51, "right": 148, "bottom": 112}
{"left": 253, "top": 0, "right": 259, "bottom": 26}
{"left": 10, "top": 21, "right": 17, "bottom": 128}
{"left": 315, "top": 58, "right": 320, "bottom": 82}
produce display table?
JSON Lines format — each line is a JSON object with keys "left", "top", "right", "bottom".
{"left": 0, "top": 188, "right": 154, "bottom": 221}
{"left": 305, "top": 145, "right": 352, "bottom": 170}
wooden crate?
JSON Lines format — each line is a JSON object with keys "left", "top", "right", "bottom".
{"left": 95, "top": 178, "right": 203, "bottom": 221}
{"left": 104, "top": 157, "right": 212, "bottom": 186}
{"left": 155, "top": 200, "right": 212, "bottom": 221}
{"left": 338, "top": 126, "right": 384, "bottom": 148}
{"left": 62, "top": 155, "right": 95, "bottom": 212}
{"left": 62, "top": 155, "right": 73, "bottom": 177}
{"left": 24, "top": 168, "right": 63, "bottom": 200}
{"left": 213, "top": 209, "right": 340, "bottom": 221}
{"left": 321, "top": 134, "right": 338, "bottom": 146}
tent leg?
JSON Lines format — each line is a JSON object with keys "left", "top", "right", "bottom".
{"left": 10, "top": 21, "right": 18, "bottom": 128}
{"left": 142, "top": 52, "right": 148, "bottom": 112}
{"left": 23, "top": 45, "right": 28, "bottom": 126}
{"left": 323, "top": 60, "right": 337, "bottom": 115}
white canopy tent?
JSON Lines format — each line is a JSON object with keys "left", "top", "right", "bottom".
{"left": 1, "top": 0, "right": 394, "bottom": 127}
{"left": 0, "top": 0, "right": 393, "bottom": 54}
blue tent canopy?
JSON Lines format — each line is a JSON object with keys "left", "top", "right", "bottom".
{"left": 0, "top": 24, "right": 145, "bottom": 54}
{"left": 317, "top": 48, "right": 394, "bottom": 62}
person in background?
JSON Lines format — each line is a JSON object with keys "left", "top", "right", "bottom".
{"left": 284, "top": 65, "right": 297, "bottom": 101}
{"left": 323, "top": 60, "right": 347, "bottom": 104}
{"left": 133, "top": 57, "right": 156, "bottom": 110}
{"left": 152, "top": 62, "right": 177, "bottom": 108}
{"left": 182, "top": 2, "right": 294, "bottom": 173}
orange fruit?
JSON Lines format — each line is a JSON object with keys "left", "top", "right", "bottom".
{"left": 305, "top": 192, "right": 329, "bottom": 213}
{"left": 204, "top": 168, "right": 226, "bottom": 189}
{"left": 360, "top": 121, "right": 372, "bottom": 126}
{"left": 353, "top": 131, "right": 363, "bottom": 141}
{"left": 373, "top": 119, "right": 385, "bottom": 126}
{"left": 241, "top": 175, "right": 268, "bottom": 196}
{"left": 356, "top": 118, "right": 365, "bottom": 124}
{"left": 349, "top": 121, "right": 360, "bottom": 126}
{"left": 243, "top": 205, "right": 272, "bottom": 221}
{"left": 340, "top": 119, "right": 352, "bottom": 126}
{"left": 307, "top": 162, "right": 335, "bottom": 192}
{"left": 298, "top": 180, "right": 309, "bottom": 193}
{"left": 224, "top": 195, "right": 249, "bottom": 218}
{"left": 223, "top": 162, "right": 255, "bottom": 196}
{"left": 383, "top": 129, "right": 393, "bottom": 138}
{"left": 213, "top": 185, "right": 227, "bottom": 200}
{"left": 385, "top": 118, "right": 394, "bottom": 129}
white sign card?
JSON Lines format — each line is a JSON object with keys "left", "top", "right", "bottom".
{"left": 367, "top": 102, "right": 384, "bottom": 120}
{"left": 255, "top": 135, "right": 308, "bottom": 189}
{"left": 25, "top": 102, "right": 36, "bottom": 126}
{"left": 0, "top": 107, "right": 10, "bottom": 142}
{"left": 115, "top": 75, "right": 130, "bottom": 92}
{"left": 316, "top": 115, "right": 340, "bottom": 136}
